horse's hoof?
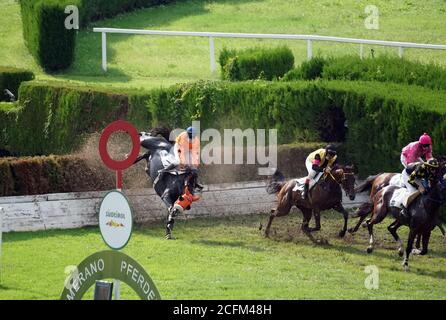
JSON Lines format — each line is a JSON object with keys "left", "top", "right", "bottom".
{"left": 165, "top": 233, "right": 173, "bottom": 240}
{"left": 366, "top": 247, "right": 373, "bottom": 254}
{"left": 347, "top": 228, "right": 355, "bottom": 234}
{"left": 398, "top": 248, "right": 404, "bottom": 257}
{"left": 338, "top": 230, "right": 346, "bottom": 238}
{"left": 411, "top": 248, "right": 422, "bottom": 255}
{"left": 403, "top": 263, "right": 409, "bottom": 272}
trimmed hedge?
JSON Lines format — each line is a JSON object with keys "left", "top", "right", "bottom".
{"left": 0, "top": 102, "right": 19, "bottom": 152}
{"left": 3, "top": 79, "right": 446, "bottom": 176}
{"left": 0, "top": 144, "right": 323, "bottom": 197}
{"left": 3, "top": 81, "right": 150, "bottom": 155}
{"left": 283, "top": 55, "right": 446, "bottom": 91}
{"left": 219, "top": 46, "right": 294, "bottom": 81}
{"left": 147, "top": 80, "right": 446, "bottom": 176}
{"left": 0, "top": 67, "right": 34, "bottom": 101}
{"left": 19, "top": 0, "right": 182, "bottom": 71}
{"left": 0, "top": 155, "right": 114, "bottom": 196}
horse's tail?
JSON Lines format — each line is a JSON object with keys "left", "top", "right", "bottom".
{"left": 266, "top": 169, "right": 286, "bottom": 194}
{"left": 354, "top": 174, "right": 381, "bottom": 193}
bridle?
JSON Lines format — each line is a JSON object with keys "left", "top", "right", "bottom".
{"left": 324, "top": 169, "right": 355, "bottom": 185}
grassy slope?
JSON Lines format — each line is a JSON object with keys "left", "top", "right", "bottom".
{"left": 1, "top": 213, "right": 446, "bottom": 300}
{"left": 1, "top": 0, "right": 446, "bottom": 89}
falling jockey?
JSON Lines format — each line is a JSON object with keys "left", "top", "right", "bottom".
{"left": 301, "top": 144, "right": 338, "bottom": 200}
{"left": 400, "top": 158, "right": 440, "bottom": 218}
{"left": 158, "top": 126, "right": 203, "bottom": 194}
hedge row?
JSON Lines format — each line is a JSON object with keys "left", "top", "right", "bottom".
{"left": 3, "top": 79, "right": 446, "bottom": 176}
{"left": 219, "top": 46, "right": 294, "bottom": 81}
{"left": 19, "top": 0, "right": 183, "bottom": 71}
{"left": 147, "top": 80, "right": 446, "bottom": 176}
{"left": 1, "top": 81, "right": 151, "bottom": 155}
{"left": 0, "top": 143, "right": 323, "bottom": 197}
{"left": 0, "top": 155, "right": 113, "bottom": 197}
{"left": 0, "top": 67, "right": 34, "bottom": 101}
{"left": 283, "top": 55, "right": 446, "bottom": 91}
{"left": 0, "top": 102, "right": 19, "bottom": 152}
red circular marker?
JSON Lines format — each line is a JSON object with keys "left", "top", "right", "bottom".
{"left": 99, "top": 120, "right": 140, "bottom": 172}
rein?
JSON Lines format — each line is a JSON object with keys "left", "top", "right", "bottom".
{"left": 324, "top": 170, "right": 354, "bottom": 185}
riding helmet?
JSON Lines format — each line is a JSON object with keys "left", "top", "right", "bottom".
{"left": 325, "top": 144, "right": 337, "bottom": 156}
{"left": 187, "top": 126, "right": 197, "bottom": 138}
{"left": 419, "top": 132, "right": 432, "bottom": 145}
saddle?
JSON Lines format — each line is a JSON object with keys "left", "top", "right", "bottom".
{"left": 389, "top": 174, "right": 405, "bottom": 188}
{"left": 292, "top": 172, "right": 323, "bottom": 192}
{"left": 389, "top": 187, "right": 421, "bottom": 209}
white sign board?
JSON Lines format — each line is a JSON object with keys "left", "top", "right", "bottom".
{"left": 99, "top": 191, "right": 133, "bottom": 250}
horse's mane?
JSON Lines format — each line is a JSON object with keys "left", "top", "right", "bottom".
{"left": 149, "top": 126, "right": 171, "bottom": 142}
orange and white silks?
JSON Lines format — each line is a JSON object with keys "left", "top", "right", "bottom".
{"left": 175, "top": 131, "right": 200, "bottom": 167}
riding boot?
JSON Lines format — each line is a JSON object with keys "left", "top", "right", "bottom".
{"left": 302, "top": 181, "right": 310, "bottom": 200}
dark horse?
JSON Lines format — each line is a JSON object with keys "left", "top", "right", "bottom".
{"left": 133, "top": 129, "right": 199, "bottom": 239}
{"left": 264, "top": 165, "right": 357, "bottom": 240}
{"left": 349, "top": 159, "right": 446, "bottom": 248}
{"left": 364, "top": 174, "right": 446, "bottom": 271}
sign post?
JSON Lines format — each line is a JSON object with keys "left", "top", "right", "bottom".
{"left": 98, "top": 120, "right": 140, "bottom": 300}
{"left": 62, "top": 120, "right": 160, "bottom": 300}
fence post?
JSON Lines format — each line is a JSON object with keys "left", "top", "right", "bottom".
{"left": 307, "top": 39, "right": 313, "bottom": 60}
{"left": 398, "top": 46, "right": 404, "bottom": 58}
{"left": 209, "top": 36, "right": 216, "bottom": 73}
{"left": 360, "top": 44, "right": 364, "bottom": 59}
{"left": 102, "top": 32, "right": 108, "bottom": 72}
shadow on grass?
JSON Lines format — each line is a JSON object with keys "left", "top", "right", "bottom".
{"left": 2, "top": 226, "right": 98, "bottom": 243}
{"left": 190, "top": 239, "right": 265, "bottom": 252}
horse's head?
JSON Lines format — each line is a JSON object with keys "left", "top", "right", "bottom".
{"left": 333, "top": 164, "right": 357, "bottom": 201}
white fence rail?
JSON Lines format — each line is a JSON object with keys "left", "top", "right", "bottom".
{"left": 0, "top": 181, "right": 368, "bottom": 233}
{"left": 93, "top": 28, "right": 446, "bottom": 73}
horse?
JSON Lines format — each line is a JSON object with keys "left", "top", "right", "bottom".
{"left": 349, "top": 160, "right": 446, "bottom": 248}
{"left": 133, "top": 128, "right": 199, "bottom": 239}
{"left": 364, "top": 174, "right": 446, "bottom": 271}
{"left": 264, "top": 164, "right": 357, "bottom": 240}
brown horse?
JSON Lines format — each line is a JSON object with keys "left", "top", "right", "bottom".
{"left": 348, "top": 173, "right": 398, "bottom": 234}
{"left": 349, "top": 163, "right": 446, "bottom": 247}
{"left": 264, "top": 165, "right": 357, "bottom": 239}
{"left": 364, "top": 176, "right": 446, "bottom": 271}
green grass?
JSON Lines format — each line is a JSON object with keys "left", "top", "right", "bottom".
{"left": 1, "top": 0, "right": 446, "bottom": 89}
{"left": 1, "top": 212, "right": 446, "bottom": 299}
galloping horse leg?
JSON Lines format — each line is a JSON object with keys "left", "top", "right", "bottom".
{"left": 264, "top": 210, "right": 276, "bottom": 238}
{"left": 264, "top": 186, "right": 293, "bottom": 237}
{"left": 387, "top": 220, "right": 404, "bottom": 257}
{"left": 309, "top": 209, "right": 321, "bottom": 232}
{"left": 403, "top": 228, "right": 418, "bottom": 272}
{"left": 366, "top": 218, "right": 375, "bottom": 253}
{"left": 160, "top": 188, "right": 176, "bottom": 240}
{"left": 348, "top": 202, "right": 372, "bottom": 234}
{"left": 415, "top": 233, "right": 422, "bottom": 250}
{"left": 301, "top": 207, "right": 317, "bottom": 243}
{"left": 333, "top": 203, "right": 349, "bottom": 238}
{"left": 420, "top": 229, "right": 431, "bottom": 256}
